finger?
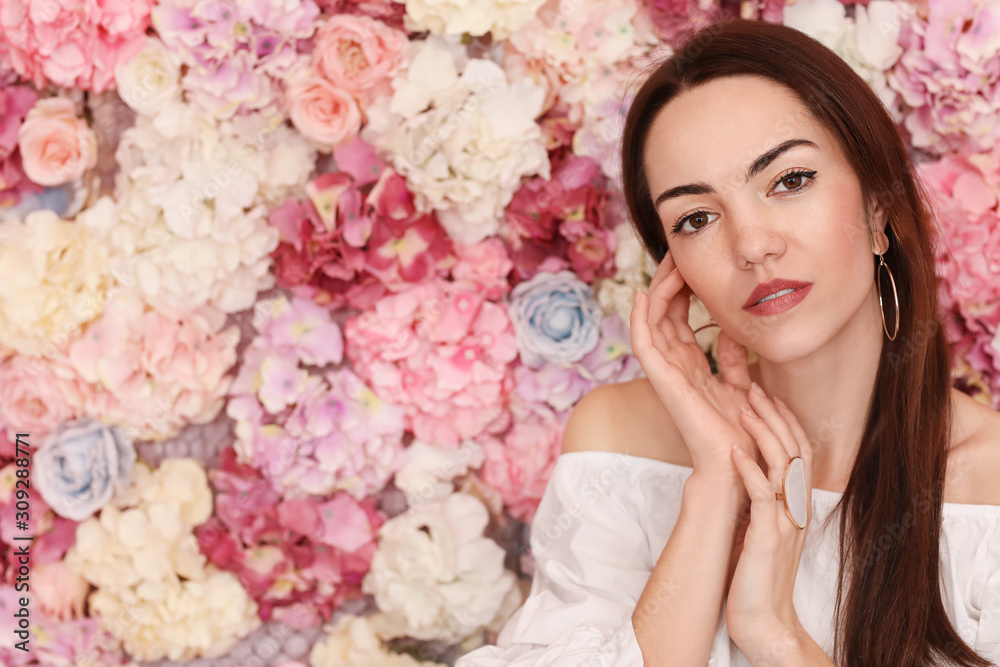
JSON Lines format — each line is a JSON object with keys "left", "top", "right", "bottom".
{"left": 716, "top": 328, "right": 751, "bottom": 389}
{"left": 647, "top": 269, "right": 687, "bottom": 344}
{"left": 666, "top": 282, "right": 698, "bottom": 346}
{"left": 731, "top": 445, "right": 777, "bottom": 508}
{"left": 747, "top": 383, "right": 799, "bottom": 458}
{"left": 739, "top": 403, "right": 793, "bottom": 489}
{"left": 631, "top": 290, "right": 679, "bottom": 370}
{"left": 647, "top": 247, "right": 676, "bottom": 294}
{"left": 774, "top": 398, "right": 815, "bottom": 468}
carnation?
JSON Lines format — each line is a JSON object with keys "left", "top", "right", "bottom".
{"left": 0, "top": 209, "right": 114, "bottom": 356}
{"left": 362, "top": 37, "right": 550, "bottom": 245}
{"left": 361, "top": 492, "right": 522, "bottom": 643}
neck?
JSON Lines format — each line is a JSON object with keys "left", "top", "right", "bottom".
{"left": 749, "top": 286, "right": 884, "bottom": 493}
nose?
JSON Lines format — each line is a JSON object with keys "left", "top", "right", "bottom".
{"left": 729, "top": 207, "right": 786, "bottom": 269}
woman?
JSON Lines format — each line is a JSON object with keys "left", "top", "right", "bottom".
{"left": 456, "top": 19, "right": 1000, "bottom": 667}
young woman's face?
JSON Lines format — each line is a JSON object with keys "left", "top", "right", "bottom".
{"left": 643, "top": 75, "right": 882, "bottom": 362}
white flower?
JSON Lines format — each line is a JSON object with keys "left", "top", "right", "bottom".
{"left": 393, "top": 440, "right": 486, "bottom": 509}
{"left": 362, "top": 37, "right": 550, "bottom": 246}
{"left": 361, "top": 492, "right": 521, "bottom": 643}
{"left": 115, "top": 37, "right": 182, "bottom": 116}
{"left": 402, "top": 0, "right": 546, "bottom": 39}
{"left": 783, "top": 0, "right": 912, "bottom": 122}
{"left": 85, "top": 105, "right": 313, "bottom": 315}
{"left": 310, "top": 614, "right": 447, "bottom": 667}
{"left": 65, "top": 458, "right": 260, "bottom": 661}
{"left": 0, "top": 209, "right": 114, "bottom": 356}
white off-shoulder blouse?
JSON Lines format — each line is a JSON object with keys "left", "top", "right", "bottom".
{"left": 455, "top": 451, "right": 1000, "bottom": 666}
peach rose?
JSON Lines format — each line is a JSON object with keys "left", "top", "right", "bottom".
{"left": 0, "top": 355, "right": 76, "bottom": 441}
{"left": 33, "top": 561, "right": 89, "bottom": 621}
{"left": 313, "top": 15, "right": 408, "bottom": 96}
{"left": 287, "top": 75, "right": 363, "bottom": 148}
{"left": 17, "top": 97, "right": 98, "bottom": 186}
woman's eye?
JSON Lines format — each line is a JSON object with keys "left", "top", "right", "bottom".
{"left": 672, "top": 210, "right": 718, "bottom": 235}
{"left": 772, "top": 169, "right": 817, "bottom": 194}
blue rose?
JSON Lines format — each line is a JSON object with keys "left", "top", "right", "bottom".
{"left": 508, "top": 270, "right": 604, "bottom": 368}
{"left": 34, "top": 418, "right": 135, "bottom": 521}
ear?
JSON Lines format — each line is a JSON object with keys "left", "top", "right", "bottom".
{"left": 867, "top": 199, "right": 890, "bottom": 254}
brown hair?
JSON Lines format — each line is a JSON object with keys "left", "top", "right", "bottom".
{"left": 620, "top": 19, "right": 990, "bottom": 667}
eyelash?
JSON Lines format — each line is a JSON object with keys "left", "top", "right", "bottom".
{"left": 669, "top": 169, "right": 819, "bottom": 236}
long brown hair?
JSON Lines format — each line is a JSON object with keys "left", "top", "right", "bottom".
{"left": 620, "top": 19, "right": 990, "bottom": 667}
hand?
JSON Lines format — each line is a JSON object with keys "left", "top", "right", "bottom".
{"left": 725, "top": 386, "right": 816, "bottom": 654}
{"left": 630, "top": 248, "right": 759, "bottom": 486}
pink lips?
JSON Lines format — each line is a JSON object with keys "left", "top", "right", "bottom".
{"left": 743, "top": 283, "right": 813, "bottom": 316}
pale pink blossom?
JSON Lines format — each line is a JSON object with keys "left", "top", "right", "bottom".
{"left": 17, "top": 97, "right": 97, "bottom": 186}
{"left": 313, "top": 14, "right": 407, "bottom": 96}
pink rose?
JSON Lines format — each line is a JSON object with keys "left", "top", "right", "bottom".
{"left": 32, "top": 561, "right": 89, "bottom": 621}
{"left": 287, "top": 75, "right": 363, "bottom": 148}
{"left": 313, "top": 15, "right": 407, "bottom": 96}
{"left": 17, "top": 97, "right": 97, "bottom": 186}
{"left": 0, "top": 355, "right": 76, "bottom": 441}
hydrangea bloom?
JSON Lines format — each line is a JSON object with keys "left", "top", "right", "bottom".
{"left": 228, "top": 294, "right": 407, "bottom": 498}
{"left": 50, "top": 288, "right": 239, "bottom": 442}
{"left": 151, "top": 0, "right": 321, "bottom": 118}
{"left": 362, "top": 36, "right": 550, "bottom": 245}
{"left": 345, "top": 278, "right": 519, "bottom": 447}
{"left": 392, "top": 439, "right": 486, "bottom": 508}
{"left": 504, "top": 153, "right": 617, "bottom": 284}
{"left": 0, "top": 0, "right": 153, "bottom": 92}
{"left": 784, "top": 0, "right": 912, "bottom": 122}
{"left": 64, "top": 458, "right": 260, "bottom": 661}
{"left": 309, "top": 613, "right": 448, "bottom": 667}
{"left": 0, "top": 84, "right": 43, "bottom": 209}
{"left": 0, "top": 209, "right": 113, "bottom": 356}
{"left": 361, "top": 492, "right": 522, "bottom": 642}
{"left": 86, "top": 101, "right": 315, "bottom": 314}
{"left": 400, "top": 0, "right": 546, "bottom": 39}
{"left": 270, "top": 168, "right": 455, "bottom": 312}
{"left": 888, "top": 0, "right": 1000, "bottom": 154}
{"left": 196, "top": 447, "right": 385, "bottom": 629}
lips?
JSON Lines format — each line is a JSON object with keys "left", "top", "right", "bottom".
{"left": 743, "top": 279, "right": 812, "bottom": 309}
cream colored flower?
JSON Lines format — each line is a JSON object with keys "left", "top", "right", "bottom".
{"left": 114, "top": 37, "right": 182, "bottom": 116}
{"left": 0, "top": 209, "right": 113, "bottom": 356}
{"left": 402, "top": 0, "right": 546, "bottom": 39}
{"left": 361, "top": 492, "right": 521, "bottom": 643}
{"left": 310, "top": 614, "right": 447, "bottom": 667}
{"left": 362, "top": 37, "right": 550, "bottom": 246}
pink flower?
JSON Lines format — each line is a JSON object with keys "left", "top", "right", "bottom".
{"left": 31, "top": 561, "right": 88, "bottom": 622}
{"left": 888, "top": 0, "right": 1000, "bottom": 154}
{"left": 0, "top": 0, "right": 151, "bottom": 91}
{"left": 17, "top": 97, "right": 97, "bottom": 187}
{"left": 480, "top": 408, "right": 565, "bottom": 522}
{"left": 0, "top": 355, "right": 76, "bottom": 441}
{"left": 287, "top": 74, "right": 363, "bottom": 149}
{"left": 345, "top": 279, "right": 518, "bottom": 447}
{"left": 451, "top": 238, "right": 514, "bottom": 301}
{"left": 313, "top": 14, "right": 407, "bottom": 97}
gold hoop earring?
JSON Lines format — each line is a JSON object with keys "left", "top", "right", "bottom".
{"left": 876, "top": 252, "right": 899, "bottom": 341}
{"left": 692, "top": 321, "right": 719, "bottom": 335}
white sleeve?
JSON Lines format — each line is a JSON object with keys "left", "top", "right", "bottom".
{"left": 971, "top": 516, "right": 1000, "bottom": 662}
{"left": 455, "top": 452, "right": 681, "bottom": 666}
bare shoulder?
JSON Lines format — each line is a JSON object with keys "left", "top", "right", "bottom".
{"left": 561, "top": 377, "right": 694, "bottom": 468}
{"left": 945, "top": 389, "right": 1000, "bottom": 506}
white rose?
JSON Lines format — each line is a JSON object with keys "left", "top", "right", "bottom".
{"left": 115, "top": 37, "right": 181, "bottom": 115}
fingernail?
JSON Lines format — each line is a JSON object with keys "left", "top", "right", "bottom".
{"left": 751, "top": 381, "right": 766, "bottom": 397}
{"left": 741, "top": 405, "right": 755, "bottom": 418}
{"left": 733, "top": 444, "right": 747, "bottom": 457}
{"left": 634, "top": 290, "right": 643, "bottom": 304}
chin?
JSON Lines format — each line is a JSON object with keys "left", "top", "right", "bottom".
{"left": 741, "top": 327, "right": 824, "bottom": 365}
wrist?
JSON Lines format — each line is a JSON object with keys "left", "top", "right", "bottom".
{"left": 683, "top": 473, "right": 747, "bottom": 524}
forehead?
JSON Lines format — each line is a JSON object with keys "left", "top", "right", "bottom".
{"left": 644, "top": 75, "right": 838, "bottom": 193}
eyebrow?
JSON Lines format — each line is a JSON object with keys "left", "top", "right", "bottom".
{"left": 652, "top": 138, "right": 818, "bottom": 210}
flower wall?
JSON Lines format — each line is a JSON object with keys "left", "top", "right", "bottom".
{"left": 0, "top": 0, "right": 998, "bottom": 664}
